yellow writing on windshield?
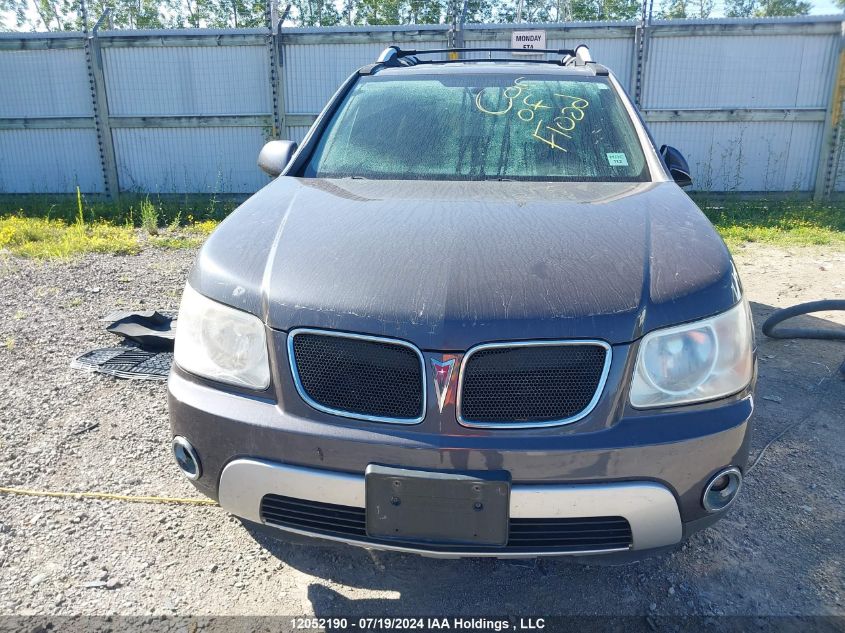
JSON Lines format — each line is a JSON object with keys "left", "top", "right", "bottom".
{"left": 475, "top": 78, "right": 589, "bottom": 152}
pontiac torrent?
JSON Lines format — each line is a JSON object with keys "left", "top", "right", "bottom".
{"left": 168, "top": 45, "right": 756, "bottom": 557}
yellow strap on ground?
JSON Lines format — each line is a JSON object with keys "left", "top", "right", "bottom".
{"left": 0, "top": 485, "right": 219, "bottom": 506}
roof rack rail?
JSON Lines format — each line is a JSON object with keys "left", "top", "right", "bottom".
{"left": 374, "top": 45, "right": 602, "bottom": 70}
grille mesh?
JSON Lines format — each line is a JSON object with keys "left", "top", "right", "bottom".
{"left": 260, "top": 494, "right": 632, "bottom": 552}
{"left": 290, "top": 332, "right": 423, "bottom": 421}
{"left": 460, "top": 344, "right": 608, "bottom": 425}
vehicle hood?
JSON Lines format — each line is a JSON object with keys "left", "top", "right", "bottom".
{"left": 189, "top": 177, "right": 740, "bottom": 349}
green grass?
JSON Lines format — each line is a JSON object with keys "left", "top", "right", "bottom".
{"left": 140, "top": 197, "right": 159, "bottom": 236}
{"left": 0, "top": 193, "right": 842, "bottom": 259}
{"left": 0, "top": 193, "right": 241, "bottom": 226}
{"left": 0, "top": 194, "right": 231, "bottom": 258}
{"left": 0, "top": 215, "right": 222, "bottom": 258}
{"left": 0, "top": 216, "right": 140, "bottom": 258}
{"left": 695, "top": 198, "right": 845, "bottom": 249}
{"left": 149, "top": 220, "right": 219, "bottom": 250}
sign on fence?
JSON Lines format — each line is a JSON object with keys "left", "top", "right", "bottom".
{"left": 511, "top": 30, "right": 546, "bottom": 54}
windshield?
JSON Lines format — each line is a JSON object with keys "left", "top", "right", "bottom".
{"left": 302, "top": 73, "right": 649, "bottom": 182}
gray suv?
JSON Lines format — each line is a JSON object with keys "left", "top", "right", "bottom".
{"left": 168, "top": 45, "right": 756, "bottom": 558}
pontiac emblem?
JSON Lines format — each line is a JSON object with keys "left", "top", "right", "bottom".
{"left": 430, "top": 358, "right": 456, "bottom": 413}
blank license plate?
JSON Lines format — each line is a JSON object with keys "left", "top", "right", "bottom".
{"left": 365, "top": 465, "right": 510, "bottom": 546}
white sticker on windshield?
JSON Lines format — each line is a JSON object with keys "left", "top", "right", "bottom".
{"left": 606, "top": 152, "right": 629, "bottom": 167}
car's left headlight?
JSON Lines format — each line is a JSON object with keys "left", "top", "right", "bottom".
{"left": 174, "top": 283, "right": 270, "bottom": 390}
{"left": 629, "top": 299, "right": 754, "bottom": 408}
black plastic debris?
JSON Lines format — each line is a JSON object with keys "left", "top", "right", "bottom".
{"left": 106, "top": 310, "right": 176, "bottom": 351}
{"left": 71, "top": 310, "right": 177, "bottom": 381}
{"left": 71, "top": 344, "right": 173, "bottom": 381}
{"left": 100, "top": 309, "right": 177, "bottom": 322}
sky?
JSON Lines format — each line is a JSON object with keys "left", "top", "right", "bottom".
{"left": 811, "top": 0, "right": 840, "bottom": 13}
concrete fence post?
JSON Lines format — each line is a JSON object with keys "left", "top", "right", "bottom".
{"left": 267, "top": 2, "right": 290, "bottom": 140}
{"left": 630, "top": 0, "right": 652, "bottom": 107}
{"left": 83, "top": 5, "right": 120, "bottom": 199}
{"left": 813, "top": 22, "right": 845, "bottom": 201}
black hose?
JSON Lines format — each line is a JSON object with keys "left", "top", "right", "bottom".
{"left": 748, "top": 299, "right": 845, "bottom": 473}
{"left": 761, "top": 299, "right": 845, "bottom": 341}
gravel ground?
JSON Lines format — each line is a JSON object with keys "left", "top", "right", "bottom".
{"left": 0, "top": 242, "right": 843, "bottom": 619}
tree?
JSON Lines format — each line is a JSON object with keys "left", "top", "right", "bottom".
{"left": 692, "top": 0, "right": 714, "bottom": 16}
{"left": 722, "top": 0, "right": 810, "bottom": 15}
{"left": 349, "top": 0, "right": 449, "bottom": 25}
{"left": 658, "top": 0, "right": 713, "bottom": 18}
{"left": 82, "top": 0, "right": 169, "bottom": 29}
{"left": 204, "top": 0, "right": 267, "bottom": 27}
{"left": 659, "top": 0, "right": 687, "bottom": 18}
{"left": 290, "top": 0, "right": 340, "bottom": 25}
{"left": 5, "top": 0, "right": 820, "bottom": 31}
{"left": 568, "top": 0, "right": 639, "bottom": 20}
{"left": 6, "top": 0, "right": 73, "bottom": 30}
{"left": 497, "top": 0, "right": 561, "bottom": 22}
{"left": 339, "top": 0, "right": 355, "bottom": 23}
{"left": 463, "top": 0, "right": 496, "bottom": 23}
{"left": 353, "top": 0, "right": 398, "bottom": 23}
{"left": 723, "top": 0, "right": 755, "bottom": 15}
{"left": 6, "top": 0, "right": 181, "bottom": 30}
{"left": 572, "top": 0, "right": 636, "bottom": 20}
{"left": 754, "top": 0, "right": 810, "bottom": 15}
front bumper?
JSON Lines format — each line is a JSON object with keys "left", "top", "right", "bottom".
{"left": 168, "top": 357, "right": 754, "bottom": 557}
{"left": 219, "top": 459, "right": 681, "bottom": 557}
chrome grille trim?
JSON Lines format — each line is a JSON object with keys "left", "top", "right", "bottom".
{"left": 287, "top": 328, "right": 427, "bottom": 425}
{"left": 456, "top": 339, "right": 612, "bottom": 429}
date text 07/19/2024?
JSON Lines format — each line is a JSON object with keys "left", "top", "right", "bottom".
{"left": 289, "top": 617, "right": 547, "bottom": 630}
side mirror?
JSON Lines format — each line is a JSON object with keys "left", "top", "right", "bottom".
{"left": 659, "top": 145, "right": 692, "bottom": 188}
{"left": 258, "top": 140, "right": 297, "bottom": 177}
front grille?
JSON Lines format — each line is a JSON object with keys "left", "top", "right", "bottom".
{"left": 289, "top": 330, "right": 424, "bottom": 422}
{"left": 262, "top": 494, "right": 367, "bottom": 537}
{"left": 458, "top": 342, "right": 609, "bottom": 427}
{"left": 260, "top": 494, "right": 632, "bottom": 553}
{"left": 507, "top": 517, "right": 631, "bottom": 549}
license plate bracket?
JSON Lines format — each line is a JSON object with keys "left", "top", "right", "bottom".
{"left": 365, "top": 465, "right": 510, "bottom": 546}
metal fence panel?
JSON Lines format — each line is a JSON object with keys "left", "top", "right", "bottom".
{"left": 112, "top": 126, "right": 268, "bottom": 193}
{"left": 281, "top": 39, "right": 448, "bottom": 115}
{"left": 283, "top": 42, "right": 386, "bottom": 114}
{"left": 103, "top": 44, "right": 271, "bottom": 116}
{"left": 0, "top": 48, "right": 92, "bottom": 118}
{"left": 0, "top": 129, "right": 104, "bottom": 193}
{"left": 643, "top": 31, "right": 838, "bottom": 109}
{"left": 650, "top": 120, "right": 823, "bottom": 192}
{"left": 285, "top": 125, "right": 313, "bottom": 144}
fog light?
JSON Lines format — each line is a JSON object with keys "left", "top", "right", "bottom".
{"left": 702, "top": 467, "right": 742, "bottom": 513}
{"left": 172, "top": 436, "right": 201, "bottom": 480}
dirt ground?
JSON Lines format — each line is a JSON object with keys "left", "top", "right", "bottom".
{"left": 0, "top": 242, "right": 843, "bottom": 621}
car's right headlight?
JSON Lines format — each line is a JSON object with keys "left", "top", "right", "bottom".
{"left": 174, "top": 283, "right": 270, "bottom": 390}
{"left": 629, "top": 299, "right": 754, "bottom": 408}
